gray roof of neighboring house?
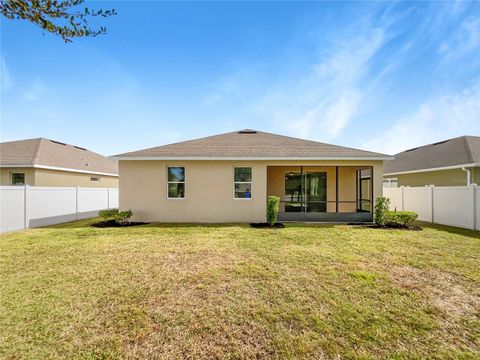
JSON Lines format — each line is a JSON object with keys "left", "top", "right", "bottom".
{"left": 112, "top": 130, "right": 392, "bottom": 160}
{"left": 0, "top": 138, "right": 118, "bottom": 175}
{"left": 383, "top": 135, "right": 480, "bottom": 175}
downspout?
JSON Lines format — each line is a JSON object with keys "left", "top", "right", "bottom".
{"left": 462, "top": 167, "right": 471, "bottom": 186}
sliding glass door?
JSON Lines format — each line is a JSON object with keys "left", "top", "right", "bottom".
{"left": 284, "top": 171, "right": 327, "bottom": 212}
{"left": 305, "top": 172, "right": 327, "bottom": 212}
{"left": 285, "top": 172, "right": 303, "bottom": 212}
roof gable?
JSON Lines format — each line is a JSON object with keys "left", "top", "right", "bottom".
{"left": 383, "top": 135, "right": 480, "bottom": 174}
{"left": 112, "top": 130, "right": 391, "bottom": 160}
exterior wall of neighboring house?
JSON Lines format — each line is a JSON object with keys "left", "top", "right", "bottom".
{"left": 0, "top": 167, "right": 37, "bottom": 185}
{"left": 384, "top": 166, "right": 480, "bottom": 187}
{"left": 0, "top": 167, "right": 118, "bottom": 187}
{"left": 119, "top": 159, "right": 383, "bottom": 223}
{"left": 34, "top": 168, "right": 118, "bottom": 187}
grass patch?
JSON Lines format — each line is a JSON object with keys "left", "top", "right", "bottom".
{"left": 0, "top": 219, "right": 479, "bottom": 359}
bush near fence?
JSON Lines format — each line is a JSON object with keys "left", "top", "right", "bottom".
{"left": 383, "top": 185, "right": 480, "bottom": 230}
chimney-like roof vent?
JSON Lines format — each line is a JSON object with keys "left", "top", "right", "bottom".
{"left": 238, "top": 129, "right": 257, "bottom": 134}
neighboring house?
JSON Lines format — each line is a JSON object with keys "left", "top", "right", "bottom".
{"left": 383, "top": 136, "right": 480, "bottom": 188}
{"left": 0, "top": 138, "right": 118, "bottom": 187}
{"left": 111, "top": 130, "right": 392, "bottom": 223}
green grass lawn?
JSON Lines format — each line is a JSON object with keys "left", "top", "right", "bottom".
{"left": 1, "top": 220, "right": 479, "bottom": 359}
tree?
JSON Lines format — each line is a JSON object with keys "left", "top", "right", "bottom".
{"left": 0, "top": 0, "right": 117, "bottom": 42}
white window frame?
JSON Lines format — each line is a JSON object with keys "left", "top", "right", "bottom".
{"left": 233, "top": 166, "right": 253, "bottom": 200}
{"left": 167, "top": 166, "right": 186, "bottom": 199}
{"left": 383, "top": 178, "right": 398, "bottom": 188}
{"left": 11, "top": 172, "right": 25, "bottom": 185}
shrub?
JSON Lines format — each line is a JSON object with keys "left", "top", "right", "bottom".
{"left": 98, "top": 209, "right": 118, "bottom": 222}
{"left": 374, "top": 196, "right": 390, "bottom": 226}
{"left": 267, "top": 196, "right": 280, "bottom": 226}
{"left": 385, "top": 211, "right": 418, "bottom": 228}
{"left": 114, "top": 210, "right": 133, "bottom": 224}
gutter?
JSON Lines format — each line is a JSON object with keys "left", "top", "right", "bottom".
{"left": 0, "top": 164, "right": 118, "bottom": 177}
{"left": 109, "top": 156, "right": 395, "bottom": 161}
{"left": 462, "top": 167, "right": 472, "bottom": 186}
{"left": 384, "top": 162, "right": 480, "bottom": 176}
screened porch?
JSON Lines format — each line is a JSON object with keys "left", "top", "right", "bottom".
{"left": 266, "top": 166, "right": 373, "bottom": 222}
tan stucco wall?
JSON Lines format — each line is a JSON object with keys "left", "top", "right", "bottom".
{"left": 338, "top": 167, "right": 357, "bottom": 212}
{"left": 0, "top": 167, "right": 118, "bottom": 187}
{"left": 0, "top": 167, "right": 36, "bottom": 185}
{"left": 119, "top": 161, "right": 267, "bottom": 223}
{"left": 119, "top": 160, "right": 383, "bottom": 223}
{"left": 34, "top": 168, "right": 118, "bottom": 187}
{"left": 384, "top": 167, "right": 480, "bottom": 187}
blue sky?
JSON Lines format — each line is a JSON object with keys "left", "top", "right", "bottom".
{"left": 1, "top": 1, "right": 479, "bottom": 156}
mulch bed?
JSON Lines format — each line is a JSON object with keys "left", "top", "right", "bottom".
{"left": 250, "top": 222, "right": 285, "bottom": 229}
{"left": 91, "top": 220, "right": 149, "bottom": 228}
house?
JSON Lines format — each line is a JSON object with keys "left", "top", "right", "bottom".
{"left": 0, "top": 138, "right": 118, "bottom": 187}
{"left": 383, "top": 136, "right": 480, "bottom": 188}
{"left": 111, "top": 130, "right": 392, "bottom": 223}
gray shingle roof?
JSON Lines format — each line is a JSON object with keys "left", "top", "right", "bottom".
{"left": 383, "top": 135, "right": 480, "bottom": 174}
{"left": 112, "top": 130, "right": 392, "bottom": 160}
{"left": 0, "top": 138, "right": 118, "bottom": 175}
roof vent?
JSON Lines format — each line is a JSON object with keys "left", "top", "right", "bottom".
{"left": 405, "top": 147, "right": 419, "bottom": 152}
{"left": 50, "top": 140, "right": 66, "bottom": 146}
{"left": 74, "top": 146, "right": 87, "bottom": 150}
{"left": 238, "top": 129, "right": 257, "bottom": 134}
{"left": 432, "top": 140, "right": 448, "bottom": 146}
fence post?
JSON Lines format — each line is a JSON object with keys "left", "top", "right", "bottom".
{"left": 430, "top": 185, "right": 434, "bottom": 224}
{"left": 471, "top": 185, "right": 476, "bottom": 230}
{"left": 474, "top": 185, "right": 478, "bottom": 231}
{"left": 75, "top": 186, "right": 80, "bottom": 220}
{"left": 24, "top": 185, "right": 30, "bottom": 229}
{"left": 107, "top": 187, "right": 111, "bottom": 209}
{"left": 400, "top": 186, "right": 405, "bottom": 211}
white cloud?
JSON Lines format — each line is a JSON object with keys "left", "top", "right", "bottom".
{"left": 263, "top": 26, "right": 385, "bottom": 140}
{"left": 24, "top": 79, "right": 49, "bottom": 101}
{"left": 438, "top": 17, "right": 480, "bottom": 63}
{"left": 364, "top": 80, "right": 480, "bottom": 155}
{"left": 198, "top": 17, "right": 390, "bottom": 142}
{"left": 290, "top": 90, "right": 362, "bottom": 139}
{"left": 202, "top": 79, "right": 240, "bottom": 106}
{"left": 201, "top": 66, "right": 265, "bottom": 107}
{"left": 1, "top": 57, "right": 13, "bottom": 93}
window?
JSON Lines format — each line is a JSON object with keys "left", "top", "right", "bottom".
{"left": 90, "top": 177, "right": 100, "bottom": 182}
{"left": 234, "top": 167, "right": 252, "bottom": 199}
{"left": 11, "top": 173, "right": 25, "bottom": 185}
{"left": 383, "top": 178, "right": 398, "bottom": 188}
{"left": 167, "top": 166, "right": 185, "bottom": 198}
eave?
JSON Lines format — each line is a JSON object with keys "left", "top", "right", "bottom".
{"left": 0, "top": 164, "right": 118, "bottom": 177}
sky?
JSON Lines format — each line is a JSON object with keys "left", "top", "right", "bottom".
{"left": 1, "top": 1, "right": 479, "bottom": 156}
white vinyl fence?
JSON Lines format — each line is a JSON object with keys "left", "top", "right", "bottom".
{"left": 384, "top": 185, "right": 480, "bottom": 230}
{"left": 0, "top": 186, "right": 118, "bottom": 233}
